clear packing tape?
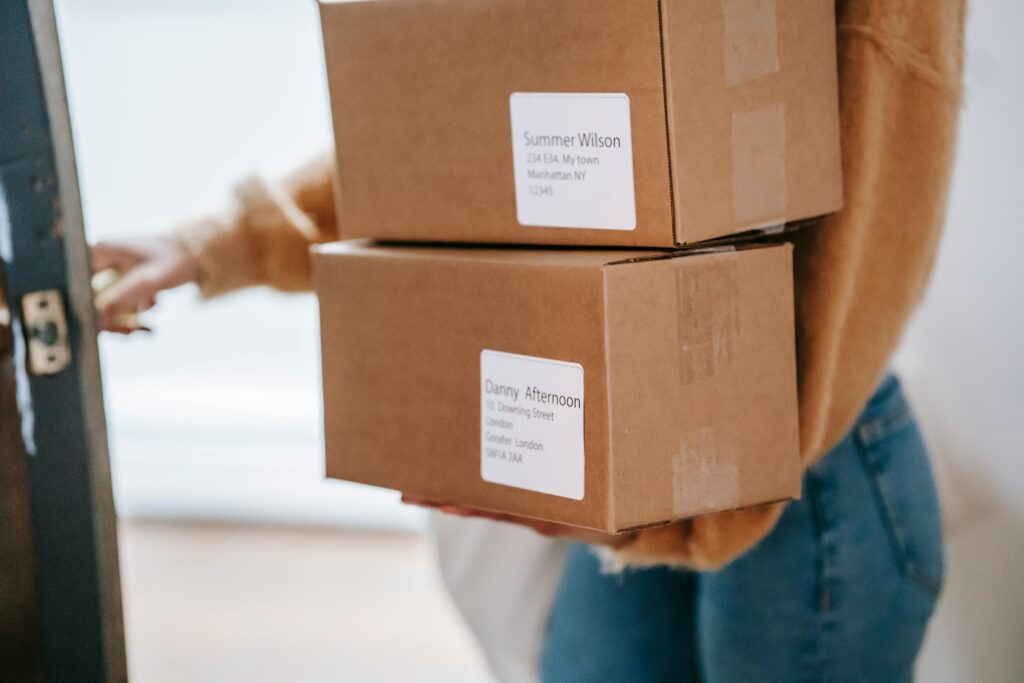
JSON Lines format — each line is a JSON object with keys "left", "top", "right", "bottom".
{"left": 668, "top": 0, "right": 787, "bottom": 514}
{"left": 723, "top": 0, "right": 786, "bottom": 232}
{"left": 660, "top": 0, "right": 791, "bottom": 242}
{"left": 732, "top": 103, "right": 786, "bottom": 231}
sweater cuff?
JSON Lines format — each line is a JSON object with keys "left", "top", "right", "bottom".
{"left": 177, "top": 176, "right": 321, "bottom": 298}
{"left": 177, "top": 215, "right": 262, "bottom": 299}
{"left": 600, "top": 502, "right": 786, "bottom": 571}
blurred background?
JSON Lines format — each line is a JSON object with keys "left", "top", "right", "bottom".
{"left": 54, "top": 0, "right": 489, "bottom": 680}
{"left": 53, "top": 0, "right": 1022, "bottom": 681}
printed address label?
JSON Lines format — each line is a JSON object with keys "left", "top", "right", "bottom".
{"left": 480, "top": 350, "right": 584, "bottom": 500}
{"left": 509, "top": 92, "right": 637, "bottom": 230}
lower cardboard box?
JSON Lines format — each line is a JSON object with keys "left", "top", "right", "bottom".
{"left": 313, "top": 240, "right": 801, "bottom": 533}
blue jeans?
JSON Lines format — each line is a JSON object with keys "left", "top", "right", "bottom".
{"left": 542, "top": 376, "right": 943, "bottom": 682}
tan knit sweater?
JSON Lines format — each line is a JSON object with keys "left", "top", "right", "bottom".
{"left": 180, "top": 0, "right": 966, "bottom": 569}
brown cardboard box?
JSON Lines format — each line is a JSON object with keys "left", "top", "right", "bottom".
{"left": 314, "top": 241, "right": 801, "bottom": 532}
{"left": 319, "top": 0, "right": 842, "bottom": 248}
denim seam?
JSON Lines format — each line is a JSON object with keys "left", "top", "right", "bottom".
{"left": 852, "top": 431, "right": 942, "bottom": 601}
{"left": 905, "top": 563, "right": 943, "bottom": 597}
{"left": 804, "top": 471, "right": 836, "bottom": 683}
{"left": 856, "top": 404, "right": 912, "bottom": 446}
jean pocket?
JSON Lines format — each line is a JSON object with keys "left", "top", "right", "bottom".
{"left": 855, "top": 404, "right": 945, "bottom": 601}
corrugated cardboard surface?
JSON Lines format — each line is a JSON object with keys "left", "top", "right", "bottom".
{"left": 661, "top": 0, "right": 842, "bottom": 242}
{"left": 603, "top": 246, "right": 800, "bottom": 528}
{"left": 319, "top": 0, "right": 841, "bottom": 247}
{"left": 320, "top": 0, "right": 671, "bottom": 247}
{"left": 314, "top": 241, "right": 799, "bottom": 531}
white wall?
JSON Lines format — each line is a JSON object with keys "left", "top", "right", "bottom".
{"left": 56, "top": 0, "right": 422, "bottom": 530}
{"left": 894, "top": 2, "right": 1024, "bottom": 680}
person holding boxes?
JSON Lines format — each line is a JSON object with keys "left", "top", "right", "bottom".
{"left": 94, "top": 0, "right": 965, "bottom": 679}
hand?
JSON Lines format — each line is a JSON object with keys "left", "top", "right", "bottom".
{"left": 91, "top": 236, "right": 199, "bottom": 333}
{"left": 402, "top": 495, "right": 636, "bottom": 548}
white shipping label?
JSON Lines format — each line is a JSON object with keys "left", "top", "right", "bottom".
{"left": 509, "top": 93, "right": 637, "bottom": 230}
{"left": 480, "top": 350, "right": 585, "bottom": 500}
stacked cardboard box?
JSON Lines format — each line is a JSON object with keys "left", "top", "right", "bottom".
{"left": 314, "top": 0, "right": 842, "bottom": 532}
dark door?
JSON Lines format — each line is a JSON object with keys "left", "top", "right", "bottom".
{"left": 1, "top": 1, "right": 127, "bottom": 681}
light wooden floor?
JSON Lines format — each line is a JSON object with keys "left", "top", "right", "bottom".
{"left": 118, "top": 522, "right": 492, "bottom": 682}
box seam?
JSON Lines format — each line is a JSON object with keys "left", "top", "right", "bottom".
{"left": 601, "top": 267, "right": 617, "bottom": 532}
{"left": 656, "top": 0, "right": 681, "bottom": 246}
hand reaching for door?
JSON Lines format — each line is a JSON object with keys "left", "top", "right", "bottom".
{"left": 91, "top": 236, "right": 199, "bottom": 334}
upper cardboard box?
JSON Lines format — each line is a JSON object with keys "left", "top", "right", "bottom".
{"left": 319, "top": 0, "right": 842, "bottom": 247}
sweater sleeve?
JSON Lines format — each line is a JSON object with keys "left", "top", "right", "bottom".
{"left": 177, "top": 151, "right": 338, "bottom": 297}
{"left": 610, "top": 0, "right": 966, "bottom": 570}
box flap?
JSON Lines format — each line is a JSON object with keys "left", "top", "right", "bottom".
{"left": 314, "top": 241, "right": 672, "bottom": 269}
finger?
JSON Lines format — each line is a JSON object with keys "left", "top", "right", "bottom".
{"left": 400, "top": 494, "right": 425, "bottom": 504}
{"left": 100, "top": 316, "right": 151, "bottom": 335}
{"left": 401, "top": 496, "right": 452, "bottom": 512}
{"left": 96, "top": 265, "right": 163, "bottom": 315}
{"left": 449, "top": 508, "right": 525, "bottom": 525}
{"left": 98, "top": 304, "right": 152, "bottom": 334}
{"left": 91, "top": 242, "right": 139, "bottom": 273}
{"left": 98, "top": 308, "right": 136, "bottom": 334}
{"left": 438, "top": 504, "right": 505, "bottom": 519}
{"left": 439, "top": 505, "right": 477, "bottom": 517}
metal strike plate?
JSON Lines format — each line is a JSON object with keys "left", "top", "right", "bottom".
{"left": 22, "top": 288, "right": 71, "bottom": 375}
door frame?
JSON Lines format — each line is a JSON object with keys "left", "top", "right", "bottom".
{"left": 0, "top": 1, "right": 127, "bottom": 680}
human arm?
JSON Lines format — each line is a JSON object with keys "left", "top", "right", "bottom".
{"left": 94, "top": 152, "right": 337, "bottom": 329}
